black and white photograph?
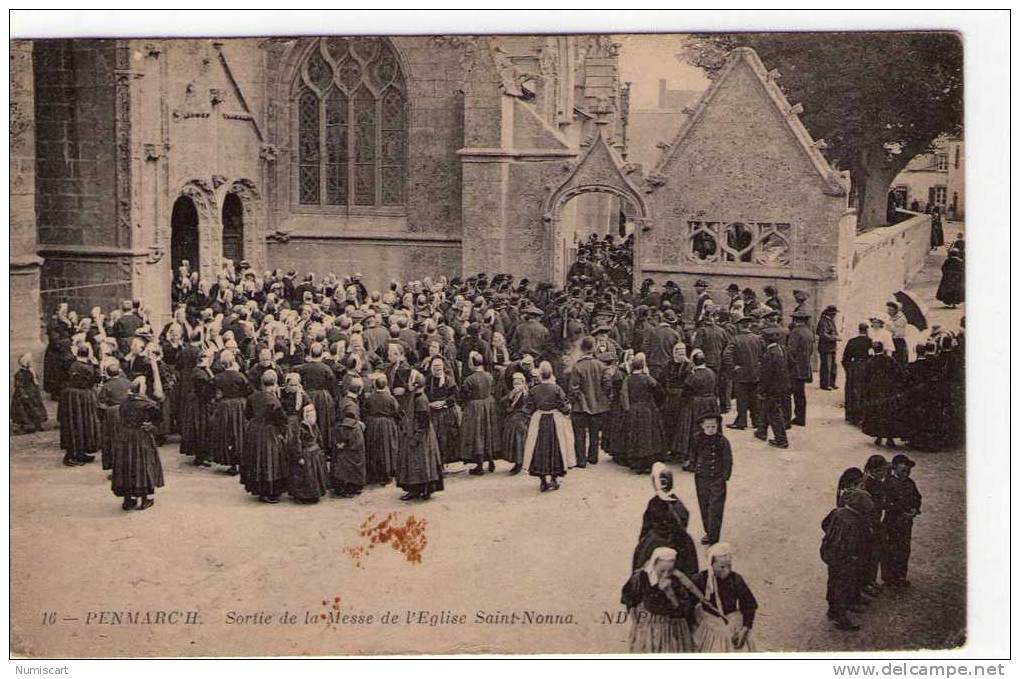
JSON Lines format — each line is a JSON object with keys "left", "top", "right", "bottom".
{"left": 5, "top": 9, "right": 1010, "bottom": 665}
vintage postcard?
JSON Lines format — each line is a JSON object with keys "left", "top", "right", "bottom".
{"left": 8, "top": 12, "right": 995, "bottom": 661}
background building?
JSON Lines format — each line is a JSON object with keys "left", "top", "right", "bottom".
{"left": 891, "top": 135, "right": 965, "bottom": 219}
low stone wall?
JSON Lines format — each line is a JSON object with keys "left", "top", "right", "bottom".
{"left": 839, "top": 211, "right": 932, "bottom": 330}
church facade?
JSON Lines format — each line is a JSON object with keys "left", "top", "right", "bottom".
{"left": 10, "top": 34, "right": 628, "bottom": 361}
{"left": 12, "top": 37, "right": 919, "bottom": 369}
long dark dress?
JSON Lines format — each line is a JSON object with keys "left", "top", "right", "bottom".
{"left": 210, "top": 370, "right": 252, "bottom": 466}
{"left": 288, "top": 422, "right": 330, "bottom": 501}
{"left": 632, "top": 495, "right": 700, "bottom": 577}
{"left": 364, "top": 389, "right": 402, "bottom": 483}
{"left": 930, "top": 213, "right": 945, "bottom": 248}
{"left": 620, "top": 571, "right": 696, "bottom": 653}
{"left": 624, "top": 373, "right": 665, "bottom": 472}
{"left": 11, "top": 367, "right": 48, "bottom": 433}
{"left": 43, "top": 315, "right": 73, "bottom": 398}
{"left": 841, "top": 336, "right": 872, "bottom": 425}
{"left": 425, "top": 376, "right": 461, "bottom": 464}
{"left": 820, "top": 505, "right": 868, "bottom": 617}
{"left": 58, "top": 360, "right": 101, "bottom": 458}
{"left": 500, "top": 388, "right": 532, "bottom": 465}
{"left": 605, "top": 367, "right": 629, "bottom": 464}
{"left": 459, "top": 370, "right": 500, "bottom": 463}
{"left": 111, "top": 395, "right": 164, "bottom": 498}
{"left": 523, "top": 381, "right": 573, "bottom": 477}
{"left": 241, "top": 391, "right": 288, "bottom": 498}
{"left": 331, "top": 395, "right": 366, "bottom": 492}
{"left": 296, "top": 361, "right": 338, "bottom": 455}
{"left": 860, "top": 354, "right": 905, "bottom": 439}
{"left": 673, "top": 366, "right": 718, "bottom": 463}
{"left": 97, "top": 375, "right": 132, "bottom": 470}
{"left": 175, "top": 346, "right": 203, "bottom": 455}
{"left": 397, "top": 393, "right": 445, "bottom": 496}
{"left": 936, "top": 254, "right": 964, "bottom": 306}
{"left": 658, "top": 359, "right": 691, "bottom": 460}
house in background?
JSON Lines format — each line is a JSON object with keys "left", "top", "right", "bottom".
{"left": 891, "top": 136, "right": 965, "bottom": 220}
{"left": 624, "top": 79, "right": 704, "bottom": 171}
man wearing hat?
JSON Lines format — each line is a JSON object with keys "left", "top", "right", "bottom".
{"left": 741, "top": 288, "right": 761, "bottom": 316}
{"left": 722, "top": 317, "right": 763, "bottom": 429}
{"left": 643, "top": 309, "right": 681, "bottom": 380}
{"left": 882, "top": 454, "right": 922, "bottom": 587}
{"left": 692, "top": 312, "right": 730, "bottom": 413}
{"left": 787, "top": 310, "right": 815, "bottom": 426}
{"left": 511, "top": 304, "right": 549, "bottom": 360}
{"left": 816, "top": 305, "right": 840, "bottom": 390}
{"left": 663, "top": 280, "right": 685, "bottom": 314}
{"left": 568, "top": 336, "right": 610, "bottom": 467}
{"left": 592, "top": 322, "right": 621, "bottom": 363}
{"left": 693, "top": 279, "right": 712, "bottom": 322}
{"left": 754, "top": 326, "right": 790, "bottom": 448}
{"left": 726, "top": 283, "right": 742, "bottom": 313}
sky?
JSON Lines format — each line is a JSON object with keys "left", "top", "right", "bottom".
{"left": 614, "top": 34, "right": 711, "bottom": 110}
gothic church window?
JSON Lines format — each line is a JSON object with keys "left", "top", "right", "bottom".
{"left": 295, "top": 38, "right": 406, "bottom": 208}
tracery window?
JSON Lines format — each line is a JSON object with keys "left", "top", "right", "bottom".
{"left": 686, "top": 221, "right": 792, "bottom": 267}
{"left": 295, "top": 38, "right": 406, "bottom": 208}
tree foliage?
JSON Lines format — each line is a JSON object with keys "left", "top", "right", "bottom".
{"left": 680, "top": 32, "right": 963, "bottom": 227}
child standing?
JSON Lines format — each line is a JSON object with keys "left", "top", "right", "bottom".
{"left": 882, "top": 454, "right": 922, "bottom": 587}
{"left": 691, "top": 413, "right": 732, "bottom": 546}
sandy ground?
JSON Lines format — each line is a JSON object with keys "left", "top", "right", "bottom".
{"left": 9, "top": 238, "right": 966, "bottom": 657}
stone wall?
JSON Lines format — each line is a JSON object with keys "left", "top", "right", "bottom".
{"left": 10, "top": 40, "right": 44, "bottom": 375}
{"left": 267, "top": 238, "right": 461, "bottom": 293}
{"left": 34, "top": 40, "right": 118, "bottom": 248}
{"left": 839, "top": 212, "right": 932, "bottom": 332}
{"left": 638, "top": 48, "right": 848, "bottom": 324}
{"left": 261, "top": 36, "right": 469, "bottom": 286}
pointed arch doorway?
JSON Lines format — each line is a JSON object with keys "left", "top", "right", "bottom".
{"left": 221, "top": 192, "right": 245, "bottom": 268}
{"left": 170, "top": 195, "right": 200, "bottom": 277}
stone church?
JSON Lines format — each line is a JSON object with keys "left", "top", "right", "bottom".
{"left": 11, "top": 36, "right": 924, "bottom": 368}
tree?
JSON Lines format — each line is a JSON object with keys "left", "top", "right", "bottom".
{"left": 680, "top": 32, "right": 963, "bottom": 229}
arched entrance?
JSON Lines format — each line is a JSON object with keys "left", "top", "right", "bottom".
{"left": 557, "top": 190, "right": 640, "bottom": 288}
{"left": 221, "top": 193, "right": 244, "bottom": 267}
{"left": 170, "top": 195, "right": 200, "bottom": 276}
{"left": 543, "top": 129, "right": 650, "bottom": 289}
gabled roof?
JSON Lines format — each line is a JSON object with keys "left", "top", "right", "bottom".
{"left": 649, "top": 47, "right": 847, "bottom": 196}
{"left": 544, "top": 126, "right": 647, "bottom": 217}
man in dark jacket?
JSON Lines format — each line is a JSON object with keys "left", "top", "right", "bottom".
{"left": 113, "top": 299, "right": 143, "bottom": 355}
{"left": 755, "top": 327, "right": 791, "bottom": 448}
{"left": 511, "top": 305, "right": 549, "bottom": 360}
{"left": 642, "top": 310, "right": 681, "bottom": 380}
{"left": 787, "top": 310, "right": 815, "bottom": 426}
{"left": 722, "top": 317, "right": 763, "bottom": 429}
{"left": 693, "top": 313, "right": 730, "bottom": 413}
{"left": 882, "top": 454, "right": 922, "bottom": 587}
{"left": 816, "top": 305, "right": 840, "bottom": 390}
{"left": 568, "top": 337, "right": 610, "bottom": 466}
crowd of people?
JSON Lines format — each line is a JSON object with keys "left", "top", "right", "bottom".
{"left": 21, "top": 259, "right": 849, "bottom": 510}
{"left": 8, "top": 244, "right": 961, "bottom": 648}
{"left": 566, "top": 232, "right": 634, "bottom": 289}
{"left": 821, "top": 453, "right": 922, "bottom": 631}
